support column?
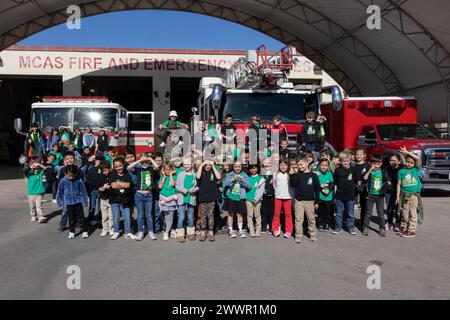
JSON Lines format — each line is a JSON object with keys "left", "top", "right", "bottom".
{"left": 153, "top": 75, "right": 171, "bottom": 149}
{"left": 63, "top": 75, "right": 82, "bottom": 96}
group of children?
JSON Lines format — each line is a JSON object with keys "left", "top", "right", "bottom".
{"left": 22, "top": 123, "right": 110, "bottom": 161}
{"left": 25, "top": 140, "right": 423, "bottom": 241}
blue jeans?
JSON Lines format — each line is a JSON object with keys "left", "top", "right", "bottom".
{"left": 135, "top": 192, "right": 154, "bottom": 233}
{"left": 111, "top": 203, "right": 131, "bottom": 234}
{"left": 88, "top": 189, "right": 100, "bottom": 221}
{"left": 305, "top": 142, "right": 316, "bottom": 152}
{"left": 335, "top": 198, "right": 355, "bottom": 231}
{"left": 152, "top": 190, "right": 163, "bottom": 232}
{"left": 177, "top": 203, "right": 195, "bottom": 228}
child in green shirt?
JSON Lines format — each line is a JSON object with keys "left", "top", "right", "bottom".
{"left": 396, "top": 146, "right": 422, "bottom": 238}
{"left": 316, "top": 159, "right": 334, "bottom": 231}
{"left": 157, "top": 110, "right": 188, "bottom": 147}
{"left": 50, "top": 143, "right": 63, "bottom": 167}
{"left": 158, "top": 161, "right": 177, "bottom": 241}
{"left": 245, "top": 164, "right": 265, "bottom": 237}
{"left": 25, "top": 160, "right": 47, "bottom": 223}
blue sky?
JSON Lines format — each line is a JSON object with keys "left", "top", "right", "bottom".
{"left": 18, "top": 10, "right": 284, "bottom": 50}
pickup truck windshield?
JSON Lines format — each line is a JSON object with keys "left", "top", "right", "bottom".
{"left": 377, "top": 124, "right": 438, "bottom": 141}
{"left": 221, "top": 92, "right": 318, "bottom": 123}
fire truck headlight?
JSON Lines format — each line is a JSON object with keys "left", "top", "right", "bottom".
{"left": 89, "top": 112, "right": 101, "bottom": 122}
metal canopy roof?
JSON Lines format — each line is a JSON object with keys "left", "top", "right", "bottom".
{"left": 0, "top": 0, "right": 449, "bottom": 122}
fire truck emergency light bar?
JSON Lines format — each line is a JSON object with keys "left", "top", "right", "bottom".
{"left": 42, "top": 96, "right": 109, "bottom": 103}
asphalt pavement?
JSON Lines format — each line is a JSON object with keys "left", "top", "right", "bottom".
{"left": 0, "top": 172, "right": 449, "bottom": 300}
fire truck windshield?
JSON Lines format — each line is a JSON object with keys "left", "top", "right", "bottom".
{"left": 377, "top": 124, "right": 438, "bottom": 141}
{"left": 32, "top": 107, "right": 118, "bottom": 131}
{"left": 32, "top": 107, "right": 72, "bottom": 129}
{"left": 73, "top": 107, "right": 118, "bottom": 131}
{"left": 221, "top": 92, "right": 318, "bottom": 123}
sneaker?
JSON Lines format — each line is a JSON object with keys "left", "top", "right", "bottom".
{"left": 109, "top": 230, "right": 115, "bottom": 236}
{"left": 196, "top": 230, "right": 202, "bottom": 235}
{"left": 239, "top": 230, "right": 247, "bottom": 238}
{"left": 163, "top": 232, "right": 169, "bottom": 241}
{"left": 379, "top": 229, "right": 387, "bottom": 237}
{"left": 52, "top": 199, "right": 57, "bottom": 204}
{"left": 208, "top": 232, "right": 215, "bottom": 242}
{"left": 363, "top": 228, "right": 369, "bottom": 236}
{"left": 318, "top": 225, "right": 325, "bottom": 232}
{"left": 229, "top": 230, "right": 237, "bottom": 238}
{"left": 332, "top": 229, "right": 342, "bottom": 234}
{"left": 68, "top": 232, "right": 75, "bottom": 239}
{"left": 81, "top": 232, "right": 89, "bottom": 239}
{"left": 396, "top": 228, "right": 406, "bottom": 235}
{"left": 283, "top": 232, "right": 291, "bottom": 239}
{"left": 393, "top": 225, "right": 400, "bottom": 232}
{"left": 401, "top": 231, "right": 416, "bottom": 238}
{"left": 295, "top": 237, "right": 302, "bottom": 243}
{"left": 199, "top": 231, "right": 207, "bottom": 241}
{"left": 249, "top": 230, "right": 256, "bottom": 238}
{"left": 170, "top": 230, "right": 177, "bottom": 239}
{"left": 384, "top": 222, "right": 389, "bottom": 231}
{"left": 38, "top": 217, "right": 47, "bottom": 223}
{"left": 255, "top": 229, "right": 261, "bottom": 237}
{"left": 273, "top": 230, "right": 281, "bottom": 237}
{"left": 110, "top": 233, "right": 120, "bottom": 240}
{"left": 349, "top": 229, "right": 357, "bottom": 235}
{"left": 310, "top": 235, "right": 318, "bottom": 242}
{"left": 261, "top": 230, "right": 267, "bottom": 234}
{"left": 134, "top": 232, "right": 144, "bottom": 241}
{"left": 159, "top": 142, "right": 166, "bottom": 147}
{"left": 324, "top": 224, "right": 330, "bottom": 231}
{"left": 125, "top": 233, "right": 135, "bottom": 240}
{"left": 100, "top": 230, "right": 108, "bottom": 237}
{"left": 30, "top": 216, "right": 37, "bottom": 222}
{"left": 148, "top": 232, "right": 157, "bottom": 240}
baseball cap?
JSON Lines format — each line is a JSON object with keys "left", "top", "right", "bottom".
{"left": 169, "top": 111, "right": 178, "bottom": 118}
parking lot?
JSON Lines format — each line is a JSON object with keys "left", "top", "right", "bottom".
{"left": 0, "top": 168, "right": 449, "bottom": 300}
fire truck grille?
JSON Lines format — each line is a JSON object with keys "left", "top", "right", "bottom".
{"left": 425, "top": 148, "right": 450, "bottom": 170}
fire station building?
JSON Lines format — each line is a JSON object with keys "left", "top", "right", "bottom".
{"left": 0, "top": 45, "right": 340, "bottom": 131}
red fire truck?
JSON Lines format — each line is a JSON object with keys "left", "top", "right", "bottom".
{"left": 14, "top": 96, "right": 155, "bottom": 155}
{"left": 321, "top": 97, "right": 450, "bottom": 190}
{"left": 194, "top": 45, "right": 342, "bottom": 149}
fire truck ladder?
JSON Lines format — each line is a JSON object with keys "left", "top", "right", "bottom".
{"left": 223, "top": 45, "right": 295, "bottom": 90}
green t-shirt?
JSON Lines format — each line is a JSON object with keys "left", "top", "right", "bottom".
{"left": 158, "top": 176, "right": 177, "bottom": 197}
{"left": 246, "top": 175, "right": 263, "bottom": 201}
{"left": 228, "top": 175, "right": 242, "bottom": 201}
{"left": 73, "top": 134, "right": 82, "bottom": 149}
{"left": 398, "top": 167, "right": 422, "bottom": 193}
{"left": 207, "top": 124, "right": 219, "bottom": 138}
{"left": 50, "top": 151, "right": 63, "bottom": 166}
{"left": 182, "top": 173, "right": 195, "bottom": 204}
{"left": 139, "top": 169, "right": 153, "bottom": 191}
{"left": 26, "top": 170, "right": 45, "bottom": 195}
{"left": 61, "top": 131, "right": 70, "bottom": 142}
{"left": 318, "top": 170, "right": 334, "bottom": 201}
{"left": 175, "top": 167, "right": 183, "bottom": 179}
{"left": 162, "top": 120, "right": 181, "bottom": 127}
{"left": 105, "top": 155, "right": 112, "bottom": 166}
{"left": 369, "top": 170, "right": 383, "bottom": 195}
